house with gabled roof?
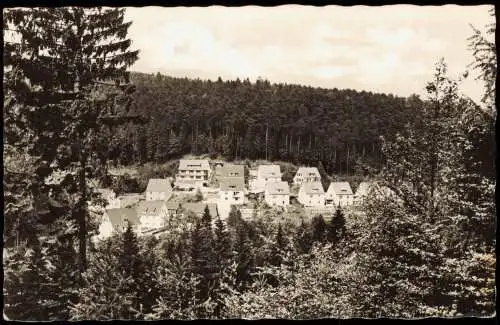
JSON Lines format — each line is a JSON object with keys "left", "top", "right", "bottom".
{"left": 146, "top": 178, "right": 173, "bottom": 201}
{"left": 219, "top": 177, "right": 245, "bottom": 205}
{"left": 264, "top": 181, "right": 290, "bottom": 207}
{"left": 98, "top": 208, "right": 140, "bottom": 239}
{"left": 326, "top": 182, "right": 354, "bottom": 206}
{"left": 293, "top": 167, "right": 321, "bottom": 185}
{"left": 251, "top": 164, "right": 282, "bottom": 193}
{"left": 136, "top": 200, "right": 168, "bottom": 232}
{"left": 298, "top": 182, "right": 326, "bottom": 207}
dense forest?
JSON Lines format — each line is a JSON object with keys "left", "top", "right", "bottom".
{"left": 106, "top": 72, "right": 425, "bottom": 175}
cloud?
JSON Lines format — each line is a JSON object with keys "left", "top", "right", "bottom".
{"left": 125, "top": 5, "right": 494, "bottom": 103}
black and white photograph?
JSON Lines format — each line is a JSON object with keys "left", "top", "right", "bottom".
{"left": 2, "top": 4, "right": 496, "bottom": 320}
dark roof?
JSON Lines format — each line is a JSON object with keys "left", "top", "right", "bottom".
{"left": 106, "top": 208, "right": 140, "bottom": 229}
{"left": 219, "top": 177, "right": 245, "bottom": 191}
{"left": 181, "top": 202, "right": 218, "bottom": 217}
{"left": 136, "top": 200, "right": 165, "bottom": 216}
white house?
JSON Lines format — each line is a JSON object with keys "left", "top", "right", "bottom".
{"left": 251, "top": 164, "right": 282, "bottom": 193}
{"left": 136, "top": 200, "right": 168, "bottom": 233}
{"left": 326, "top": 182, "right": 354, "bottom": 206}
{"left": 145, "top": 178, "right": 173, "bottom": 201}
{"left": 219, "top": 177, "right": 245, "bottom": 205}
{"left": 293, "top": 167, "right": 321, "bottom": 185}
{"left": 264, "top": 181, "right": 290, "bottom": 207}
{"left": 176, "top": 159, "right": 211, "bottom": 188}
{"left": 98, "top": 208, "right": 140, "bottom": 239}
{"left": 298, "top": 182, "right": 326, "bottom": 207}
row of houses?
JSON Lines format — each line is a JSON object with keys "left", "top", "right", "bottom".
{"left": 96, "top": 159, "right": 392, "bottom": 240}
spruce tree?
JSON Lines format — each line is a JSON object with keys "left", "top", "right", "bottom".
{"left": 190, "top": 213, "right": 216, "bottom": 301}
{"left": 328, "top": 206, "right": 346, "bottom": 245}
{"left": 4, "top": 7, "right": 139, "bottom": 278}
{"left": 119, "top": 222, "right": 145, "bottom": 318}
{"left": 294, "top": 220, "right": 313, "bottom": 255}
{"left": 311, "top": 215, "right": 327, "bottom": 243}
{"left": 233, "top": 224, "right": 254, "bottom": 288}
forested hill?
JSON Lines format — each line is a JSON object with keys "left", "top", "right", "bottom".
{"left": 109, "top": 71, "right": 424, "bottom": 175}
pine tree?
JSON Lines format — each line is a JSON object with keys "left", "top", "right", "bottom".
{"left": 190, "top": 212, "right": 216, "bottom": 301}
{"left": 233, "top": 224, "right": 254, "bottom": 288}
{"left": 214, "top": 216, "right": 233, "bottom": 269}
{"left": 3, "top": 7, "right": 139, "bottom": 279}
{"left": 328, "top": 206, "right": 346, "bottom": 245}
{"left": 118, "top": 222, "right": 145, "bottom": 318}
{"left": 3, "top": 245, "right": 51, "bottom": 320}
{"left": 311, "top": 215, "right": 327, "bottom": 243}
{"left": 227, "top": 205, "right": 243, "bottom": 230}
{"left": 294, "top": 220, "right": 313, "bottom": 255}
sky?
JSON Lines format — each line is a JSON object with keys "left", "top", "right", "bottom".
{"left": 124, "top": 5, "right": 495, "bottom": 103}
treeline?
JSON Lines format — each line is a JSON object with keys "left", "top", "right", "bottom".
{"left": 106, "top": 72, "right": 424, "bottom": 175}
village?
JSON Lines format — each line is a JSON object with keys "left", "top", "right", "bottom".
{"left": 94, "top": 158, "right": 394, "bottom": 240}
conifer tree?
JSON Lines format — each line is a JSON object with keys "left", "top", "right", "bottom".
{"left": 118, "top": 222, "right": 145, "bottom": 318}
{"left": 3, "top": 7, "right": 140, "bottom": 278}
{"left": 328, "top": 206, "right": 346, "bottom": 245}
{"left": 190, "top": 209, "right": 216, "bottom": 301}
{"left": 311, "top": 214, "right": 327, "bottom": 243}
{"left": 233, "top": 224, "right": 254, "bottom": 288}
{"left": 294, "top": 220, "right": 313, "bottom": 255}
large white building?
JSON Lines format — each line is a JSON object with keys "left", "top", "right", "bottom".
{"left": 219, "top": 177, "right": 245, "bottom": 205}
{"left": 326, "top": 182, "right": 354, "bottom": 206}
{"left": 176, "top": 159, "right": 211, "bottom": 188}
{"left": 145, "top": 178, "right": 173, "bottom": 201}
{"left": 298, "top": 182, "right": 326, "bottom": 207}
{"left": 264, "top": 181, "right": 290, "bottom": 207}
{"left": 293, "top": 167, "right": 321, "bottom": 185}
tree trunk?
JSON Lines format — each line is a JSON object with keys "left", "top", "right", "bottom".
{"left": 265, "top": 124, "right": 269, "bottom": 161}
{"left": 78, "top": 148, "right": 87, "bottom": 279}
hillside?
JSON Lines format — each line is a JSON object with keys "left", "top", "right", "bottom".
{"left": 106, "top": 72, "right": 425, "bottom": 176}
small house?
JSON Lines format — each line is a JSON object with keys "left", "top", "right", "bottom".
{"left": 145, "top": 178, "right": 173, "bottom": 201}
{"left": 298, "top": 182, "right": 325, "bottom": 207}
{"left": 264, "top": 181, "right": 290, "bottom": 207}
{"left": 293, "top": 167, "right": 321, "bottom": 185}
{"left": 219, "top": 177, "right": 245, "bottom": 205}
{"left": 326, "top": 182, "right": 354, "bottom": 206}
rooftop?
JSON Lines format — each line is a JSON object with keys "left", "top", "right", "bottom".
{"left": 136, "top": 200, "right": 165, "bottom": 216}
{"left": 179, "top": 159, "right": 210, "bottom": 170}
{"left": 146, "top": 178, "right": 172, "bottom": 193}
{"left": 180, "top": 202, "right": 218, "bottom": 217}
{"left": 106, "top": 208, "right": 140, "bottom": 228}
{"left": 219, "top": 163, "right": 245, "bottom": 178}
{"left": 327, "top": 182, "right": 353, "bottom": 195}
{"left": 295, "top": 167, "right": 321, "bottom": 177}
{"left": 219, "top": 177, "right": 245, "bottom": 191}
{"left": 300, "top": 182, "right": 325, "bottom": 195}
{"left": 265, "top": 181, "right": 290, "bottom": 195}
{"left": 257, "top": 164, "right": 281, "bottom": 178}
